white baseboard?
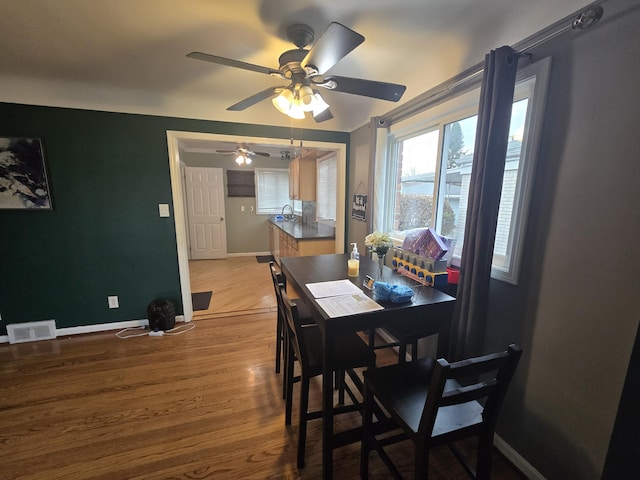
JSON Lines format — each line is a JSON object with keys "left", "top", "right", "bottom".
{"left": 0, "top": 315, "right": 187, "bottom": 344}
{"left": 495, "top": 434, "right": 546, "bottom": 480}
{"left": 227, "top": 251, "right": 271, "bottom": 257}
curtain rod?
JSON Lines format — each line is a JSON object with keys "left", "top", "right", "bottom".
{"left": 384, "top": 3, "right": 605, "bottom": 126}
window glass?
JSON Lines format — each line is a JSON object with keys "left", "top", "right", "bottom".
{"left": 255, "top": 168, "right": 289, "bottom": 214}
{"left": 395, "top": 130, "right": 439, "bottom": 230}
{"left": 317, "top": 154, "right": 337, "bottom": 222}
{"left": 380, "top": 59, "right": 550, "bottom": 284}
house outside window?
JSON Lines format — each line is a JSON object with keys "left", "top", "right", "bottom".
{"left": 379, "top": 58, "right": 550, "bottom": 284}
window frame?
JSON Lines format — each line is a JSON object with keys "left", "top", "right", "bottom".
{"left": 380, "top": 58, "right": 551, "bottom": 285}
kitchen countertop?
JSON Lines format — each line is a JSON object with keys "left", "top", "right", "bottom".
{"left": 269, "top": 217, "right": 335, "bottom": 240}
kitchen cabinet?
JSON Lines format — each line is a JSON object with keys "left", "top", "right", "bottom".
{"left": 278, "top": 231, "right": 334, "bottom": 259}
{"left": 269, "top": 217, "right": 335, "bottom": 263}
{"left": 289, "top": 152, "right": 316, "bottom": 201}
{"left": 269, "top": 223, "right": 280, "bottom": 265}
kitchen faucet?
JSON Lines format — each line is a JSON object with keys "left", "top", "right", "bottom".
{"left": 281, "top": 204, "right": 294, "bottom": 220}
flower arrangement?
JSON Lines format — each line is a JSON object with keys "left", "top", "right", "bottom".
{"left": 365, "top": 231, "right": 393, "bottom": 257}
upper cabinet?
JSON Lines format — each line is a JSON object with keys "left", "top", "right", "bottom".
{"left": 289, "top": 151, "right": 316, "bottom": 201}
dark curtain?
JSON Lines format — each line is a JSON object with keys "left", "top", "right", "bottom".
{"left": 449, "top": 46, "right": 519, "bottom": 360}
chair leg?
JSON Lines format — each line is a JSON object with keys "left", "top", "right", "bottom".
{"left": 337, "top": 369, "right": 346, "bottom": 405}
{"left": 275, "top": 310, "right": 283, "bottom": 373}
{"left": 410, "top": 339, "right": 418, "bottom": 362}
{"left": 398, "top": 342, "right": 408, "bottom": 364}
{"left": 285, "top": 339, "right": 295, "bottom": 425}
{"left": 282, "top": 327, "right": 289, "bottom": 400}
{"left": 476, "top": 433, "right": 494, "bottom": 480}
{"left": 360, "top": 381, "right": 373, "bottom": 479}
{"left": 414, "top": 443, "right": 429, "bottom": 479}
{"left": 297, "top": 375, "right": 310, "bottom": 469}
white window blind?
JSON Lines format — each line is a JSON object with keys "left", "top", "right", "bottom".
{"left": 255, "top": 168, "right": 290, "bottom": 214}
{"left": 316, "top": 155, "right": 337, "bottom": 221}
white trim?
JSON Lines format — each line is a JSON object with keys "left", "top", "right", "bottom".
{"left": 167, "top": 132, "right": 194, "bottom": 322}
{"left": 491, "top": 57, "right": 551, "bottom": 284}
{"left": 0, "top": 316, "right": 187, "bottom": 344}
{"left": 495, "top": 434, "right": 547, "bottom": 480}
{"left": 227, "top": 251, "right": 272, "bottom": 257}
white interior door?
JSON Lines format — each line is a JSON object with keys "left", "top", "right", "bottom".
{"left": 185, "top": 166, "right": 227, "bottom": 259}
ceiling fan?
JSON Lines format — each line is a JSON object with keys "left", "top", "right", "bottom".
{"left": 187, "top": 22, "right": 406, "bottom": 122}
{"left": 216, "top": 146, "right": 271, "bottom": 165}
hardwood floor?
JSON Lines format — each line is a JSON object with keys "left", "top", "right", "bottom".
{"left": 0, "top": 256, "right": 527, "bottom": 479}
{"left": 189, "top": 257, "right": 278, "bottom": 318}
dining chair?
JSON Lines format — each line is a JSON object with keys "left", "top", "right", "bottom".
{"left": 280, "top": 285, "right": 376, "bottom": 469}
{"left": 269, "top": 261, "right": 313, "bottom": 375}
{"left": 368, "top": 322, "right": 440, "bottom": 364}
{"left": 360, "top": 344, "right": 522, "bottom": 479}
{"left": 368, "top": 283, "right": 455, "bottom": 364}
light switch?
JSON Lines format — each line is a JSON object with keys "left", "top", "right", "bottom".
{"left": 159, "top": 204, "right": 170, "bottom": 217}
{"left": 241, "top": 205, "right": 245, "bottom": 212}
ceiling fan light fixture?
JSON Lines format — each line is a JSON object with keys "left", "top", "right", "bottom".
{"left": 297, "top": 85, "right": 316, "bottom": 112}
{"left": 312, "top": 92, "right": 330, "bottom": 116}
{"left": 272, "top": 88, "right": 294, "bottom": 114}
{"left": 235, "top": 154, "right": 245, "bottom": 165}
{"left": 272, "top": 84, "right": 329, "bottom": 120}
{"left": 287, "top": 102, "right": 306, "bottom": 119}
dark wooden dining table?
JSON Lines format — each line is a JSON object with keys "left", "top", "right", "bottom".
{"left": 280, "top": 253, "right": 456, "bottom": 479}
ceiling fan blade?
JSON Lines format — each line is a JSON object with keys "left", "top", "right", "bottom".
{"left": 301, "top": 22, "right": 364, "bottom": 75}
{"left": 227, "top": 86, "right": 283, "bottom": 111}
{"left": 322, "top": 76, "right": 406, "bottom": 102}
{"left": 250, "top": 151, "right": 271, "bottom": 157}
{"left": 187, "top": 51, "right": 283, "bottom": 77}
{"left": 215, "top": 150, "right": 236, "bottom": 154}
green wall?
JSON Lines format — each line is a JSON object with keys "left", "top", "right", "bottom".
{"left": 0, "top": 103, "right": 348, "bottom": 332}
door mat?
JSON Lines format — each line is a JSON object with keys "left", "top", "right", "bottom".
{"left": 256, "top": 255, "right": 275, "bottom": 263}
{"left": 192, "top": 291, "right": 213, "bottom": 311}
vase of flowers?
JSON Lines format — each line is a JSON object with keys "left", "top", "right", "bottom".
{"left": 365, "top": 232, "right": 393, "bottom": 279}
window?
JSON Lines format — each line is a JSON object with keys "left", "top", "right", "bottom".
{"left": 379, "top": 58, "right": 550, "bottom": 284}
{"left": 255, "top": 168, "right": 289, "bottom": 214}
{"left": 316, "top": 154, "right": 337, "bottom": 222}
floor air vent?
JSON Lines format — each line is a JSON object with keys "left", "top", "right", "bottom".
{"left": 7, "top": 320, "right": 57, "bottom": 344}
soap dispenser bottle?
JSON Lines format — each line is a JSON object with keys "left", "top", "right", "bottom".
{"left": 348, "top": 243, "right": 360, "bottom": 277}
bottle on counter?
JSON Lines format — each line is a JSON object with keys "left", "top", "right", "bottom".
{"left": 348, "top": 243, "right": 360, "bottom": 277}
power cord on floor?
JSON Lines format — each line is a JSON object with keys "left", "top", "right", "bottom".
{"left": 115, "top": 322, "right": 196, "bottom": 339}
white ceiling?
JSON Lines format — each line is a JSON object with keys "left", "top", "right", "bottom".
{"left": 0, "top": 0, "right": 592, "bottom": 133}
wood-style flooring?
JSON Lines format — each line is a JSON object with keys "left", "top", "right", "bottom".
{"left": 0, "top": 256, "right": 527, "bottom": 479}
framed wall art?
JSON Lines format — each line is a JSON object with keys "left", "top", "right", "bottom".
{"left": 0, "top": 137, "right": 52, "bottom": 210}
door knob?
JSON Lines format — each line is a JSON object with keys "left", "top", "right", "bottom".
{"left": 220, "top": 217, "right": 224, "bottom": 222}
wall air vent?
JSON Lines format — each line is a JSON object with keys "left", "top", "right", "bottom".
{"left": 7, "top": 320, "right": 57, "bottom": 344}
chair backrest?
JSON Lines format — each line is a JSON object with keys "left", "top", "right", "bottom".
{"left": 269, "top": 261, "right": 289, "bottom": 324}
{"left": 280, "top": 285, "right": 310, "bottom": 368}
{"left": 419, "top": 344, "right": 522, "bottom": 438}
{"left": 269, "top": 261, "right": 284, "bottom": 295}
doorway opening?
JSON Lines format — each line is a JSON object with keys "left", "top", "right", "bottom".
{"left": 166, "top": 130, "right": 347, "bottom": 321}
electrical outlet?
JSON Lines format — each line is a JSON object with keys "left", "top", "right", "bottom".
{"left": 241, "top": 205, "right": 245, "bottom": 212}
{"left": 108, "top": 296, "right": 119, "bottom": 309}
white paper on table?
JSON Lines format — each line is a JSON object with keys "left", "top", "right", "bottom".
{"left": 315, "top": 291, "right": 384, "bottom": 318}
{"left": 305, "top": 279, "right": 363, "bottom": 299}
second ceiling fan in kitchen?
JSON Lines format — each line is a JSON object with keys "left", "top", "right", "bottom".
{"left": 216, "top": 145, "right": 271, "bottom": 165}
